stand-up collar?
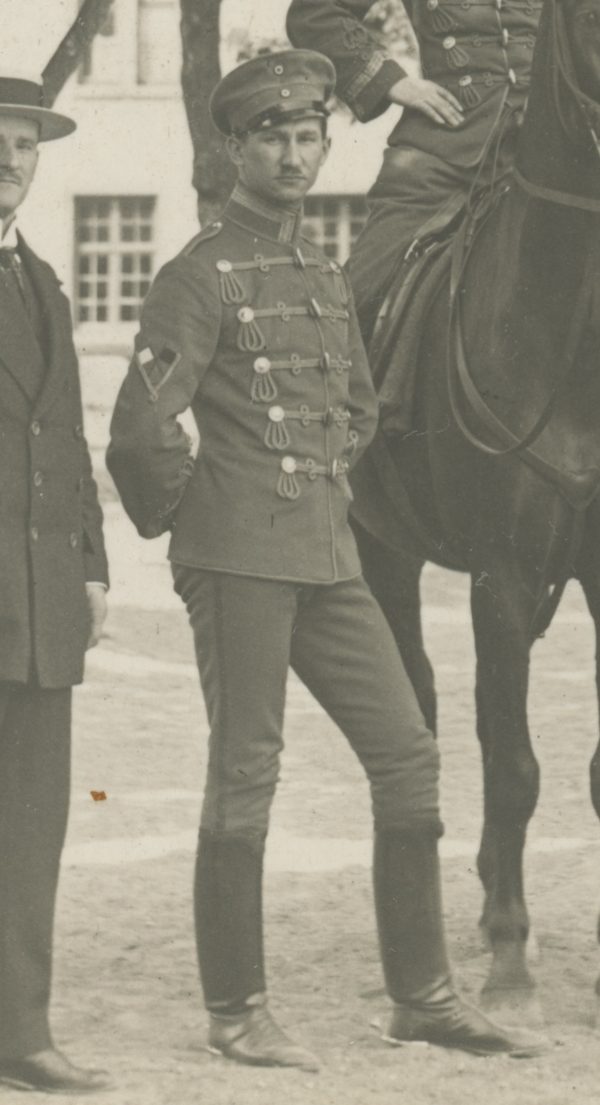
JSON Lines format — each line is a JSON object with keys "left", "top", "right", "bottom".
{"left": 225, "top": 182, "right": 303, "bottom": 244}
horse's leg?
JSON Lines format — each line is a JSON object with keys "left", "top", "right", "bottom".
{"left": 470, "top": 559, "right": 543, "bottom": 1024}
{"left": 353, "top": 522, "right": 436, "bottom": 733}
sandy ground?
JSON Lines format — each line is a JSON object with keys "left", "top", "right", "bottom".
{"left": 2, "top": 376, "right": 600, "bottom": 1103}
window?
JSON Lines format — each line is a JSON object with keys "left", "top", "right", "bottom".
{"left": 302, "top": 196, "right": 368, "bottom": 263}
{"left": 75, "top": 197, "right": 156, "bottom": 324}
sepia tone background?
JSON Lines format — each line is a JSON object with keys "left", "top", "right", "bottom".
{"left": 2, "top": 2, "right": 600, "bottom": 1102}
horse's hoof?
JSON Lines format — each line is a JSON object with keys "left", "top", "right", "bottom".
{"left": 480, "top": 986, "right": 545, "bottom": 1030}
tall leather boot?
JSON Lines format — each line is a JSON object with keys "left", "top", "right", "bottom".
{"left": 373, "top": 831, "right": 547, "bottom": 1057}
{"left": 195, "top": 831, "right": 318, "bottom": 1071}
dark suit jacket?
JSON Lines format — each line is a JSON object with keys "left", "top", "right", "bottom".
{"left": 0, "top": 235, "right": 108, "bottom": 688}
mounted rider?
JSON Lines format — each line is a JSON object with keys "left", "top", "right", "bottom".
{"left": 287, "top": 0, "right": 541, "bottom": 340}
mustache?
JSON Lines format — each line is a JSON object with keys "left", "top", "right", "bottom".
{"left": 0, "top": 174, "right": 21, "bottom": 184}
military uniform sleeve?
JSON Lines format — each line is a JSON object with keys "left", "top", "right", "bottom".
{"left": 344, "top": 285, "right": 379, "bottom": 468}
{"left": 106, "top": 257, "right": 222, "bottom": 539}
{"left": 287, "top": 0, "right": 408, "bottom": 122}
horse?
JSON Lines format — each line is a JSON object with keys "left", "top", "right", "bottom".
{"left": 350, "top": 0, "right": 600, "bottom": 1025}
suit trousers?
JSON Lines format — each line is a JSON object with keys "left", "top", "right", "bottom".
{"left": 172, "top": 566, "right": 442, "bottom": 838}
{"left": 0, "top": 682, "right": 71, "bottom": 1059}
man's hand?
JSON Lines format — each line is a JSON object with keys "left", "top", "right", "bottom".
{"left": 85, "top": 583, "right": 108, "bottom": 649}
{"left": 389, "top": 76, "right": 464, "bottom": 126}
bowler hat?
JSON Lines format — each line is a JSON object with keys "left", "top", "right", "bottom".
{"left": 0, "top": 75, "right": 75, "bottom": 141}
{"left": 210, "top": 49, "right": 336, "bottom": 137}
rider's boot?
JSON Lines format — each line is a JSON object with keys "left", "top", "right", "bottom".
{"left": 373, "top": 830, "right": 548, "bottom": 1058}
{"left": 196, "top": 831, "right": 319, "bottom": 1071}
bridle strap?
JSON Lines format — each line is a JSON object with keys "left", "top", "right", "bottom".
{"left": 446, "top": 198, "right": 592, "bottom": 460}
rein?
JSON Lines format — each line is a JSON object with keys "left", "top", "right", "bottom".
{"left": 447, "top": 0, "right": 600, "bottom": 458}
{"left": 446, "top": 201, "right": 590, "bottom": 459}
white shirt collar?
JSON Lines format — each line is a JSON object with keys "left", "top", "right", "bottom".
{"left": 1, "top": 216, "right": 18, "bottom": 249}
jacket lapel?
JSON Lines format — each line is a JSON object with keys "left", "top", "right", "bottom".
{"left": 0, "top": 254, "right": 46, "bottom": 404}
{"left": 18, "top": 235, "right": 74, "bottom": 416}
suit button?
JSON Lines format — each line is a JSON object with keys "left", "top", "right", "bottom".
{"left": 30, "top": 420, "right": 41, "bottom": 436}
{"left": 30, "top": 526, "right": 39, "bottom": 542}
{"left": 33, "top": 470, "right": 43, "bottom": 487}
{"left": 69, "top": 532, "right": 78, "bottom": 548}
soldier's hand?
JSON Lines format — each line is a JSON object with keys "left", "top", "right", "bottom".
{"left": 85, "top": 583, "right": 108, "bottom": 649}
{"left": 388, "top": 76, "right": 464, "bottom": 126}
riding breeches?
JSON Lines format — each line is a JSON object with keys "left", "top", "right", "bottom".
{"left": 349, "top": 139, "right": 517, "bottom": 341}
{"left": 172, "top": 566, "right": 443, "bottom": 840}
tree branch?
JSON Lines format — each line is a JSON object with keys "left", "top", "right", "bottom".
{"left": 42, "top": 0, "right": 115, "bottom": 107}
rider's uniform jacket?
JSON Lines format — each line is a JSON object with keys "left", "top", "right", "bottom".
{"left": 287, "top": 0, "right": 542, "bottom": 166}
{"left": 107, "top": 183, "right": 378, "bottom": 584}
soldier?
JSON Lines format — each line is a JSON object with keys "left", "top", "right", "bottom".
{"left": 287, "top": 0, "right": 540, "bottom": 338}
{"left": 107, "top": 51, "right": 544, "bottom": 1070}
{"left": 0, "top": 75, "right": 111, "bottom": 1094}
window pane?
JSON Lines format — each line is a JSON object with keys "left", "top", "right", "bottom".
{"left": 75, "top": 196, "right": 155, "bottom": 325}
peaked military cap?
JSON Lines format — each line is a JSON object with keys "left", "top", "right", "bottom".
{"left": 210, "top": 49, "right": 336, "bottom": 137}
{"left": 0, "top": 75, "right": 75, "bottom": 141}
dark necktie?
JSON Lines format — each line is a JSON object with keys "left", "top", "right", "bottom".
{"left": 0, "top": 246, "right": 33, "bottom": 314}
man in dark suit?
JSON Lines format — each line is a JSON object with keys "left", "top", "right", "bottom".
{"left": 0, "top": 76, "right": 111, "bottom": 1095}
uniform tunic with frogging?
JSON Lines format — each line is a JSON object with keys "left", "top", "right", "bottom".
{"left": 107, "top": 185, "right": 378, "bottom": 582}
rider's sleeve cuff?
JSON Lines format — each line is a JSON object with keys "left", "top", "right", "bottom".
{"left": 345, "top": 56, "right": 407, "bottom": 122}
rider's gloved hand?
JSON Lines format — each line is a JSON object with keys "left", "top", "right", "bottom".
{"left": 388, "top": 77, "right": 464, "bottom": 127}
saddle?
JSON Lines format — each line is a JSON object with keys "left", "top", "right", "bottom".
{"left": 367, "top": 235, "right": 453, "bottom": 435}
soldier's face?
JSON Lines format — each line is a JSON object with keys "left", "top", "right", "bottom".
{"left": 228, "top": 118, "right": 330, "bottom": 206}
{"left": 0, "top": 115, "right": 39, "bottom": 222}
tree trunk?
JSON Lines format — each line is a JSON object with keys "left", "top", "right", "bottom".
{"left": 42, "top": 0, "right": 115, "bottom": 107}
{"left": 180, "top": 0, "right": 236, "bottom": 226}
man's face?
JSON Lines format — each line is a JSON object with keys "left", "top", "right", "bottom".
{"left": 0, "top": 115, "right": 39, "bottom": 221}
{"left": 228, "top": 117, "right": 330, "bottom": 206}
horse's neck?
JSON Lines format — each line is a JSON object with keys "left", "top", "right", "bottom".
{"left": 515, "top": 0, "right": 600, "bottom": 207}
{"left": 465, "top": 187, "right": 597, "bottom": 388}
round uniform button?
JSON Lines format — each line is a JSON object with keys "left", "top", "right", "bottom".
{"left": 69, "top": 532, "right": 78, "bottom": 548}
{"left": 30, "top": 420, "right": 41, "bottom": 436}
{"left": 281, "top": 456, "right": 297, "bottom": 474}
{"left": 238, "top": 306, "right": 255, "bottom": 323}
{"left": 330, "top": 459, "right": 338, "bottom": 478}
{"left": 253, "top": 356, "right": 271, "bottom": 374}
{"left": 216, "top": 259, "right": 233, "bottom": 273}
{"left": 281, "top": 88, "right": 291, "bottom": 98}
{"left": 274, "top": 64, "right": 284, "bottom": 75}
{"left": 427, "top": 0, "right": 439, "bottom": 8}
{"left": 33, "top": 470, "right": 42, "bottom": 487}
{"left": 443, "top": 35, "right": 456, "bottom": 48}
{"left": 30, "top": 526, "right": 39, "bottom": 542}
{"left": 74, "top": 424, "right": 84, "bottom": 439}
{"left": 268, "top": 405, "right": 285, "bottom": 423}
{"left": 508, "top": 67, "right": 517, "bottom": 84}
{"left": 459, "top": 74, "right": 473, "bottom": 86}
